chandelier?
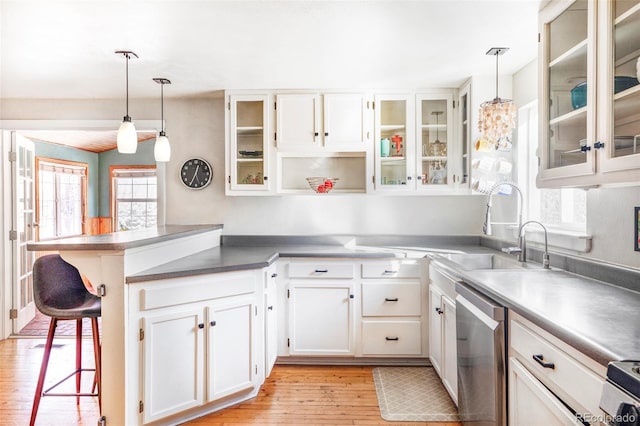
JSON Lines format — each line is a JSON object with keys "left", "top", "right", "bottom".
{"left": 478, "top": 47, "right": 516, "bottom": 149}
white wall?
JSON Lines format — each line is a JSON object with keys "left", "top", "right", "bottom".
{"left": 0, "top": 97, "right": 485, "bottom": 236}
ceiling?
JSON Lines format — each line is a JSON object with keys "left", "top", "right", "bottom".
{"left": 0, "top": 0, "right": 544, "bottom": 100}
{"left": 20, "top": 130, "right": 157, "bottom": 153}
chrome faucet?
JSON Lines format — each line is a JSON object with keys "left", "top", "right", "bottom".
{"left": 517, "top": 220, "right": 550, "bottom": 268}
{"left": 482, "top": 181, "right": 523, "bottom": 236}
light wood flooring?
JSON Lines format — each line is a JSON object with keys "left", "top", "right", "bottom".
{"left": 0, "top": 338, "right": 460, "bottom": 425}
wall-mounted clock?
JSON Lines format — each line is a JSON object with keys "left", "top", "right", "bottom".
{"left": 180, "top": 158, "right": 212, "bottom": 189}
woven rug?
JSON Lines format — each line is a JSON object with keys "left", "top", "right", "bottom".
{"left": 373, "top": 367, "right": 460, "bottom": 422}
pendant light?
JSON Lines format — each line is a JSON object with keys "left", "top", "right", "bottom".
{"left": 478, "top": 47, "right": 517, "bottom": 149}
{"left": 115, "top": 50, "right": 139, "bottom": 153}
{"left": 153, "top": 77, "right": 172, "bottom": 162}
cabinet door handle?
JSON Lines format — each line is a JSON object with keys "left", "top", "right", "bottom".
{"left": 314, "top": 132, "right": 319, "bottom": 137}
{"left": 314, "top": 269, "right": 328, "bottom": 273}
{"left": 532, "top": 354, "right": 555, "bottom": 369}
{"left": 384, "top": 297, "right": 399, "bottom": 302}
{"left": 580, "top": 144, "right": 591, "bottom": 152}
{"left": 198, "top": 323, "right": 205, "bottom": 329}
{"left": 594, "top": 141, "right": 605, "bottom": 149}
{"left": 324, "top": 132, "right": 329, "bottom": 137}
{"left": 385, "top": 337, "right": 399, "bottom": 341}
{"left": 383, "top": 270, "right": 398, "bottom": 275}
{"left": 210, "top": 321, "right": 216, "bottom": 327}
{"left": 349, "top": 294, "right": 355, "bottom": 299}
{"left": 271, "top": 273, "right": 278, "bottom": 278}
{"left": 435, "top": 307, "right": 443, "bottom": 314}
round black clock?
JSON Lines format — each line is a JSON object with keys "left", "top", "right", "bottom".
{"left": 180, "top": 158, "right": 212, "bottom": 189}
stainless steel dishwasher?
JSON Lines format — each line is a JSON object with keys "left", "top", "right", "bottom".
{"left": 455, "top": 282, "right": 506, "bottom": 426}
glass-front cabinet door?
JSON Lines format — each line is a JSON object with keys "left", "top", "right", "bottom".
{"left": 228, "top": 94, "right": 270, "bottom": 192}
{"left": 539, "top": 0, "right": 597, "bottom": 181}
{"left": 600, "top": 0, "right": 640, "bottom": 173}
{"left": 416, "top": 93, "right": 453, "bottom": 189}
{"left": 373, "top": 94, "right": 415, "bottom": 191}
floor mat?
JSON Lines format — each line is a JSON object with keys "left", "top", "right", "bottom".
{"left": 373, "top": 366, "right": 460, "bottom": 422}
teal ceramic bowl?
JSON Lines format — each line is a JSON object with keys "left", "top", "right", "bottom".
{"left": 571, "top": 76, "right": 639, "bottom": 109}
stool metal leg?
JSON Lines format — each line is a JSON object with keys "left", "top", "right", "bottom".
{"left": 30, "top": 318, "right": 58, "bottom": 426}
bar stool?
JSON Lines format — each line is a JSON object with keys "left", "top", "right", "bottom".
{"left": 30, "top": 254, "right": 102, "bottom": 426}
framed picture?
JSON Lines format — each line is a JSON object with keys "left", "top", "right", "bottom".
{"left": 636, "top": 207, "right": 640, "bottom": 251}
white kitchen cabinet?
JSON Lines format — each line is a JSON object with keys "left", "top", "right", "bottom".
{"left": 141, "top": 307, "right": 205, "bottom": 423}
{"left": 373, "top": 94, "right": 415, "bottom": 191}
{"left": 206, "top": 297, "right": 256, "bottom": 402}
{"left": 428, "top": 285, "right": 444, "bottom": 375}
{"left": 457, "top": 81, "right": 472, "bottom": 186}
{"left": 288, "top": 280, "right": 355, "bottom": 355}
{"left": 264, "top": 264, "right": 278, "bottom": 377}
{"left": 538, "top": 0, "right": 640, "bottom": 187}
{"left": 416, "top": 92, "right": 459, "bottom": 191}
{"left": 226, "top": 93, "right": 272, "bottom": 194}
{"left": 509, "top": 357, "right": 584, "bottom": 426}
{"left": 275, "top": 93, "right": 372, "bottom": 151}
{"left": 133, "top": 269, "right": 263, "bottom": 424}
{"left": 429, "top": 263, "right": 458, "bottom": 404}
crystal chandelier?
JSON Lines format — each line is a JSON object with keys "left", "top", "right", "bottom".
{"left": 478, "top": 47, "right": 516, "bottom": 149}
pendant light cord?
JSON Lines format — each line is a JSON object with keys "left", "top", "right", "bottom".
{"left": 161, "top": 83, "right": 164, "bottom": 132}
{"left": 125, "top": 53, "right": 129, "bottom": 116}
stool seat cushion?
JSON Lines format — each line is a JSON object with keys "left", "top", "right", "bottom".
{"left": 33, "top": 254, "right": 101, "bottom": 319}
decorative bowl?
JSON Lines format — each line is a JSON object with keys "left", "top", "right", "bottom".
{"left": 306, "top": 177, "right": 338, "bottom": 193}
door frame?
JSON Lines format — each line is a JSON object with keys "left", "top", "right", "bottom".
{"left": 0, "top": 119, "right": 161, "bottom": 340}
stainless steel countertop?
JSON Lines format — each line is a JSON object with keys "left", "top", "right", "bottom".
{"left": 431, "top": 257, "right": 640, "bottom": 366}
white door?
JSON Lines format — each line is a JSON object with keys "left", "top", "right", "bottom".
{"left": 207, "top": 298, "right": 255, "bottom": 401}
{"left": 288, "top": 281, "right": 355, "bottom": 355}
{"left": 323, "top": 93, "right": 370, "bottom": 149}
{"left": 276, "top": 94, "right": 321, "bottom": 149}
{"left": 12, "top": 133, "right": 36, "bottom": 332}
{"left": 142, "top": 308, "right": 205, "bottom": 423}
{"left": 428, "top": 285, "right": 443, "bottom": 375}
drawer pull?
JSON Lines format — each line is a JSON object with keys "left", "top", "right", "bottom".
{"left": 314, "top": 269, "right": 328, "bottom": 273}
{"left": 383, "top": 270, "right": 398, "bottom": 275}
{"left": 267, "top": 306, "right": 273, "bottom": 311}
{"left": 210, "top": 321, "right": 216, "bottom": 326}
{"left": 385, "top": 297, "right": 399, "bottom": 302}
{"left": 385, "top": 337, "right": 399, "bottom": 341}
{"left": 533, "top": 354, "right": 555, "bottom": 369}
{"left": 198, "top": 323, "right": 205, "bottom": 329}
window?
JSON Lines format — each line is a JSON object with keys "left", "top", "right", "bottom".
{"left": 517, "top": 101, "right": 586, "bottom": 232}
{"left": 36, "top": 158, "right": 87, "bottom": 240}
{"left": 111, "top": 167, "right": 157, "bottom": 231}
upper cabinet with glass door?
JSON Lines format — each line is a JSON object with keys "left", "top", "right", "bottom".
{"left": 599, "top": 0, "right": 640, "bottom": 174}
{"left": 416, "top": 93, "right": 456, "bottom": 191}
{"left": 373, "top": 95, "right": 415, "bottom": 191}
{"left": 538, "top": 0, "right": 640, "bottom": 187}
{"left": 539, "top": 0, "right": 596, "bottom": 182}
{"left": 226, "top": 94, "right": 271, "bottom": 194}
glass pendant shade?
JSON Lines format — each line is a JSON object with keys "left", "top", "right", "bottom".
{"left": 154, "top": 132, "right": 171, "bottom": 162}
{"left": 117, "top": 117, "right": 138, "bottom": 153}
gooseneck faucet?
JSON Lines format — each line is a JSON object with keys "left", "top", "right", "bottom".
{"left": 518, "top": 220, "right": 550, "bottom": 269}
{"left": 482, "top": 181, "right": 523, "bottom": 236}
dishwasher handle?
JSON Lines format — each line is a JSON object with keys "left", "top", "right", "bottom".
{"left": 455, "top": 281, "right": 505, "bottom": 321}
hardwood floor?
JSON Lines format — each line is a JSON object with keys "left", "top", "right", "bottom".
{"left": 0, "top": 338, "right": 460, "bottom": 425}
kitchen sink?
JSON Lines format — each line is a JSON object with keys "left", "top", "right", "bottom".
{"left": 443, "top": 253, "right": 529, "bottom": 270}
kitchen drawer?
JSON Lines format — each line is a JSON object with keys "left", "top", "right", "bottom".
{"left": 361, "top": 320, "right": 422, "bottom": 355}
{"left": 361, "top": 282, "right": 421, "bottom": 316}
{"left": 510, "top": 318, "right": 605, "bottom": 416}
{"left": 288, "top": 262, "right": 355, "bottom": 279}
{"left": 362, "top": 261, "right": 421, "bottom": 279}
